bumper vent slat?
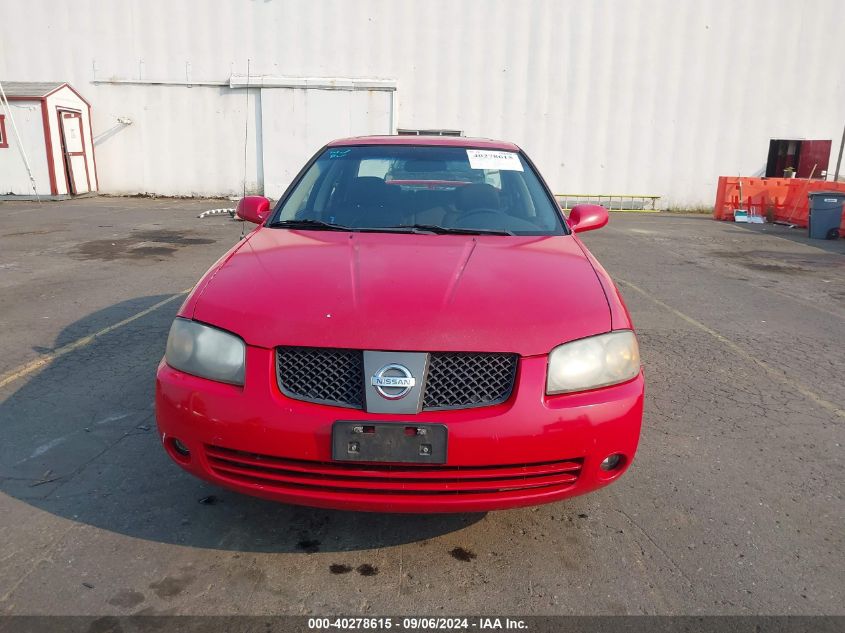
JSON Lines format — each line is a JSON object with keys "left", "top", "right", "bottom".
{"left": 206, "top": 445, "right": 582, "bottom": 497}
{"left": 276, "top": 347, "right": 517, "bottom": 411}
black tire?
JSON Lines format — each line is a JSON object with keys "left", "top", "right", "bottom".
{"left": 826, "top": 228, "right": 840, "bottom": 240}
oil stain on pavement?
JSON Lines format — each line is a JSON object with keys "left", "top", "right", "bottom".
{"left": 355, "top": 564, "right": 379, "bottom": 576}
{"left": 148, "top": 574, "right": 196, "bottom": 599}
{"left": 107, "top": 590, "right": 146, "bottom": 608}
{"left": 449, "top": 547, "right": 477, "bottom": 562}
{"left": 72, "top": 229, "right": 214, "bottom": 261}
{"left": 329, "top": 564, "right": 353, "bottom": 575}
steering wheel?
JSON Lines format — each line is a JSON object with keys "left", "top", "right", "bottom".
{"left": 454, "top": 208, "right": 506, "bottom": 225}
{"left": 350, "top": 205, "right": 410, "bottom": 228}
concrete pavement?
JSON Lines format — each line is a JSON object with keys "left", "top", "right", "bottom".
{"left": 0, "top": 199, "right": 842, "bottom": 615}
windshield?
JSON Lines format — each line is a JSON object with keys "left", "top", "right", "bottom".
{"left": 270, "top": 145, "right": 566, "bottom": 236}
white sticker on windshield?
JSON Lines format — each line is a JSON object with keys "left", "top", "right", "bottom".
{"left": 466, "top": 149, "right": 524, "bottom": 172}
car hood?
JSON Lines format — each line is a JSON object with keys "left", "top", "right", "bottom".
{"left": 188, "top": 229, "right": 611, "bottom": 356}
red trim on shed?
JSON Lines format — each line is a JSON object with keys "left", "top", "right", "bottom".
{"left": 87, "top": 104, "right": 99, "bottom": 189}
{"left": 0, "top": 114, "right": 8, "bottom": 148}
{"left": 44, "top": 83, "right": 92, "bottom": 107}
{"left": 56, "top": 108, "right": 91, "bottom": 193}
{"left": 39, "top": 99, "right": 59, "bottom": 195}
{"left": 55, "top": 108, "right": 72, "bottom": 194}
{"left": 6, "top": 85, "right": 96, "bottom": 195}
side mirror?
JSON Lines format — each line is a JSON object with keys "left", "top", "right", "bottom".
{"left": 236, "top": 196, "right": 271, "bottom": 224}
{"left": 568, "top": 204, "right": 608, "bottom": 233}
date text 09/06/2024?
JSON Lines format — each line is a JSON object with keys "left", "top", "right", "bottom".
{"left": 307, "top": 617, "right": 528, "bottom": 630}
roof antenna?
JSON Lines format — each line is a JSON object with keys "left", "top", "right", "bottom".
{"left": 0, "top": 80, "right": 41, "bottom": 202}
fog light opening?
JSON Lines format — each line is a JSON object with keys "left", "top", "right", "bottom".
{"left": 600, "top": 453, "right": 624, "bottom": 472}
{"left": 169, "top": 438, "right": 191, "bottom": 462}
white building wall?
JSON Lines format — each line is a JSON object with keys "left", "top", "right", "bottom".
{"left": 0, "top": 100, "right": 51, "bottom": 196}
{"left": 79, "top": 84, "right": 265, "bottom": 197}
{"left": 1, "top": 0, "right": 844, "bottom": 205}
{"left": 261, "top": 87, "right": 393, "bottom": 198}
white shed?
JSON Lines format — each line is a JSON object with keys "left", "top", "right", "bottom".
{"left": 1, "top": 81, "right": 98, "bottom": 197}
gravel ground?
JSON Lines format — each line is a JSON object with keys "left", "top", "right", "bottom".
{"left": 0, "top": 198, "right": 842, "bottom": 616}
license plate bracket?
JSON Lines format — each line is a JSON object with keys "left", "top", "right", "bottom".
{"left": 331, "top": 421, "right": 447, "bottom": 464}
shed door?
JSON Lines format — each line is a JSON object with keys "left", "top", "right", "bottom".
{"left": 58, "top": 110, "right": 91, "bottom": 194}
{"left": 261, "top": 88, "right": 393, "bottom": 199}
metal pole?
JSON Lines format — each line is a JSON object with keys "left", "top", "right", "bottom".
{"left": 242, "top": 58, "right": 250, "bottom": 199}
{"left": 0, "top": 80, "right": 40, "bottom": 200}
{"left": 240, "top": 59, "right": 251, "bottom": 239}
{"left": 834, "top": 122, "right": 845, "bottom": 182}
{"left": 784, "top": 163, "right": 817, "bottom": 224}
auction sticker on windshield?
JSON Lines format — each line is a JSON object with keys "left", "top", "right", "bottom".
{"left": 466, "top": 149, "right": 524, "bottom": 171}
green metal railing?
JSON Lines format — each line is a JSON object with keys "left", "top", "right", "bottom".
{"left": 555, "top": 194, "right": 661, "bottom": 212}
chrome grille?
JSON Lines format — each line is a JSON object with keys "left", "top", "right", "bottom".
{"left": 423, "top": 352, "right": 518, "bottom": 410}
{"left": 276, "top": 348, "right": 518, "bottom": 411}
{"left": 276, "top": 347, "right": 364, "bottom": 409}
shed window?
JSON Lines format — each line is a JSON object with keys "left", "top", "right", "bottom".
{"left": 0, "top": 115, "right": 8, "bottom": 148}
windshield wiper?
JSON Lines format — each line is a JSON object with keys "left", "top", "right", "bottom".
{"left": 269, "top": 219, "right": 515, "bottom": 236}
{"left": 269, "top": 219, "right": 353, "bottom": 231}
{"left": 389, "top": 224, "right": 516, "bottom": 236}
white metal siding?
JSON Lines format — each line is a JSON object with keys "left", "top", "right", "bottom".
{"left": 0, "top": 100, "right": 50, "bottom": 196}
{"left": 80, "top": 84, "right": 265, "bottom": 197}
{"left": 2, "top": 0, "right": 844, "bottom": 204}
{"left": 261, "top": 88, "right": 393, "bottom": 198}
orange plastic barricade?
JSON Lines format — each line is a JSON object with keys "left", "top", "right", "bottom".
{"left": 713, "top": 177, "right": 845, "bottom": 235}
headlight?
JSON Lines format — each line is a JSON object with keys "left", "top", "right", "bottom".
{"left": 546, "top": 330, "right": 640, "bottom": 394}
{"left": 165, "top": 318, "right": 245, "bottom": 385}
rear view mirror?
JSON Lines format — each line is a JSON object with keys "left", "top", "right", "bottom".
{"left": 568, "top": 204, "right": 609, "bottom": 233}
{"left": 236, "top": 196, "right": 271, "bottom": 224}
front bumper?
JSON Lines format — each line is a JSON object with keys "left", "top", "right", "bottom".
{"left": 155, "top": 346, "right": 643, "bottom": 513}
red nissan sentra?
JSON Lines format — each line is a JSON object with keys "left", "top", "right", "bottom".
{"left": 155, "top": 136, "right": 643, "bottom": 512}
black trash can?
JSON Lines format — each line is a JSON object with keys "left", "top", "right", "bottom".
{"left": 807, "top": 192, "right": 845, "bottom": 240}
